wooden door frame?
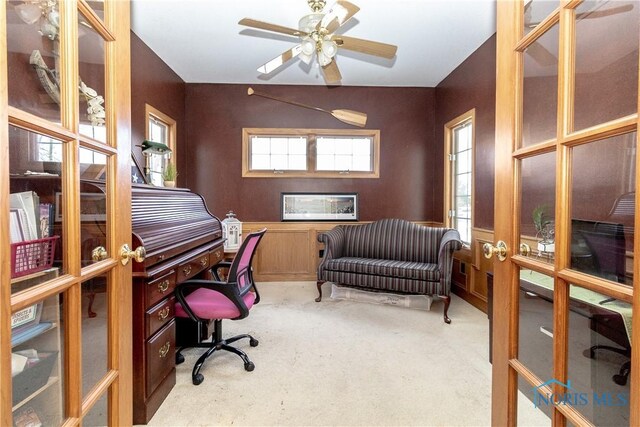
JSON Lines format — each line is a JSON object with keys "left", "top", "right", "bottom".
{"left": 0, "top": 1, "right": 133, "bottom": 425}
{"left": 491, "top": 1, "right": 519, "bottom": 425}
{"left": 492, "top": 1, "right": 640, "bottom": 426}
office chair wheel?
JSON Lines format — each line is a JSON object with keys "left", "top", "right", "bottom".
{"left": 613, "top": 373, "right": 628, "bottom": 386}
{"left": 244, "top": 361, "right": 255, "bottom": 372}
{"left": 250, "top": 338, "right": 259, "bottom": 347}
{"left": 583, "top": 348, "right": 596, "bottom": 359}
{"left": 192, "top": 373, "right": 204, "bottom": 385}
{"left": 176, "top": 353, "right": 185, "bottom": 365}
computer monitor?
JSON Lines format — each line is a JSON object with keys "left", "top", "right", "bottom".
{"left": 571, "top": 219, "right": 626, "bottom": 283}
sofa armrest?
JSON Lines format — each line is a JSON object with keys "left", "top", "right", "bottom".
{"left": 437, "top": 229, "right": 463, "bottom": 295}
{"left": 317, "top": 226, "right": 346, "bottom": 277}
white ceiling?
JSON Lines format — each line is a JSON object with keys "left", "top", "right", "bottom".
{"left": 130, "top": 0, "right": 496, "bottom": 87}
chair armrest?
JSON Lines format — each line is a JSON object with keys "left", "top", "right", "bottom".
{"left": 210, "top": 261, "right": 233, "bottom": 281}
{"left": 317, "top": 227, "right": 346, "bottom": 276}
{"left": 437, "top": 229, "right": 463, "bottom": 294}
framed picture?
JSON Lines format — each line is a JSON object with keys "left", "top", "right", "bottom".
{"left": 281, "top": 193, "right": 358, "bottom": 222}
{"left": 131, "top": 154, "right": 149, "bottom": 184}
{"left": 55, "top": 192, "right": 106, "bottom": 222}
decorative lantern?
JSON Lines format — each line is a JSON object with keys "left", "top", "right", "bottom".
{"left": 222, "top": 211, "right": 242, "bottom": 252}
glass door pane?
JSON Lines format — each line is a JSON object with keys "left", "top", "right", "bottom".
{"left": 8, "top": 125, "right": 65, "bottom": 294}
{"left": 573, "top": 1, "right": 639, "bottom": 131}
{"left": 6, "top": 0, "right": 62, "bottom": 123}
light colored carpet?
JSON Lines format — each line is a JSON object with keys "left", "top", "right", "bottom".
{"left": 145, "top": 282, "right": 550, "bottom": 426}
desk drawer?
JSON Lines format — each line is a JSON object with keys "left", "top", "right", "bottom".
{"left": 209, "top": 246, "right": 224, "bottom": 266}
{"left": 177, "top": 252, "right": 210, "bottom": 282}
{"left": 146, "top": 296, "right": 175, "bottom": 339}
{"left": 146, "top": 320, "right": 175, "bottom": 396}
{"left": 146, "top": 270, "right": 176, "bottom": 308}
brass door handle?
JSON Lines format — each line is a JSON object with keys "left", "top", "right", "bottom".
{"left": 483, "top": 241, "right": 508, "bottom": 262}
{"left": 519, "top": 243, "right": 531, "bottom": 257}
{"left": 120, "top": 244, "right": 146, "bottom": 265}
{"left": 91, "top": 246, "right": 108, "bottom": 261}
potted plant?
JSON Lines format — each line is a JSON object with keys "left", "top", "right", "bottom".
{"left": 162, "top": 162, "right": 178, "bottom": 188}
{"left": 532, "top": 204, "right": 554, "bottom": 253}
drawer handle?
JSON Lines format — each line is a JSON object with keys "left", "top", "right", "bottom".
{"left": 157, "top": 307, "right": 170, "bottom": 321}
{"left": 183, "top": 265, "right": 192, "bottom": 276}
{"left": 159, "top": 341, "right": 171, "bottom": 358}
{"left": 200, "top": 258, "right": 208, "bottom": 267}
{"left": 214, "top": 251, "right": 221, "bottom": 258}
{"left": 157, "top": 280, "right": 169, "bottom": 293}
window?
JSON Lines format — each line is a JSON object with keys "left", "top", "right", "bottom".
{"left": 145, "top": 104, "right": 176, "bottom": 186}
{"left": 445, "top": 109, "right": 474, "bottom": 245}
{"left": 243, "top": 128, "right": 380, "bottom": 178}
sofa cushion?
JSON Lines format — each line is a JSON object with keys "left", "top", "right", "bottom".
{"left": 324, "top": 257, "right": 440, "bottom": 282}
{"left": 342, "top": 219, "right": 446, "bottom": 263}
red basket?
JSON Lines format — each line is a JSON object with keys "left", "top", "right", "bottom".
{"left": 10, "top": 236, "right": 60, "bottom": 279}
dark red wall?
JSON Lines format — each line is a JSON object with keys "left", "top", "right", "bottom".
{"left": 435, "top": 35, "right": 497, "bottom": 229}
{"left": 130, "top": 32, "right": 186, "bottom": 179}
{"left": 183, "top": 84, "right": 436, "bottom": 221}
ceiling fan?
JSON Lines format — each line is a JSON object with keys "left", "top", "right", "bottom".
{"left": 238, "top": 0, "right": 398, "bottom": 85}
{"left": 524, "top": 1, "right": 634, "bottom": 67}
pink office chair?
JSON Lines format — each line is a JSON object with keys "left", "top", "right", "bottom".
{"left": 174, "top": 228, "right": 267, "bottom": 385}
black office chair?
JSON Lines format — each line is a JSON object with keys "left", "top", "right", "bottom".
{"left": 174, "top": 228, "right": 267, "bottom": 385}
{"left": 579, "top": 228, "right": 631, "bottom": 386}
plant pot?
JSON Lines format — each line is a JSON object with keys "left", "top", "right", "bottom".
{"left": 164, "top": 181, "right": 176, "bottom": 188}
{"left": 537, "top": 241, "right": 555, "bottom": 253}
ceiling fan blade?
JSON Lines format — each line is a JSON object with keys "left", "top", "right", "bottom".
{"left": 257, "top": 45, "right": 303, "bottom": 74}
{"left": 247, "top": 87, "right": 367, "bottom": 127}
{"left": 322, "top": 59, "right": 342, "bottom": 85}
{"left": 332, "top": 35, "right": 397, "bottom": 59}
{"left": 526, "top": 41, "right": 556, "bottom": 67}
{"left": 238, "top": 18, "right": 307, "bottom": 37}
{"left": 320, "top": 0, "right": 360, "bottom": 33}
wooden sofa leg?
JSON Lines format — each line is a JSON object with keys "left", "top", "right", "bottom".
{"left": 440, "top": 295, "right": 452, "bottom": 324}
{"left": 315, "top": 281, "right": 324, "bottom": 302}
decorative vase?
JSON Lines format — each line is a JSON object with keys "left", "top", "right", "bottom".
{"left": 164, "top": 181, "right": 176, "bottom": 188}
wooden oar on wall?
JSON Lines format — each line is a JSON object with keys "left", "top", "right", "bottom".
{"left": 247, "top": 87, "right": 367, "bottom": 128}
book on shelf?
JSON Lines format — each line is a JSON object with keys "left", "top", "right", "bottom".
{"left": 38, "top": 204, "right": 53, "bottom": 238}
{"left": 13, "top": 406, "right": 42, "bottom": 427}
{"left": 10, "top": 192, "right": 40, "bottom": 240}
{"left": 11, "top": 322, "right": 53, "bottom": 348}
{"left": 9, "top": 208, "right": 26, "bottom": 243}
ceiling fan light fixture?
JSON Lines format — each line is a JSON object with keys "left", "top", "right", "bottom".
{"left": 321, "top": 38, "right": 338, "bottom": 58}
{"left": 317, "top": 50, "right": 333, "bottom": 67}
{"left": 298, "top": 12, "right": 324, "bottom": 32}
{"left": 301, "top": 37, "right": 316, "bottom": 56}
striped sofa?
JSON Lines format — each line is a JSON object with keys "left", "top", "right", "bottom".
{"left": 316, "top": 219, "right": 462, "bottom": 323}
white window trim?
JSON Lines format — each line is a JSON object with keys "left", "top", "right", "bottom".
{"left": 144, "top": 104, "right": 177, "bottom": 185}
{"left": 444, "top": 109, "right": 475, "bottom": 247}
{"left": 242, "top": 128, "right": 380, "bottom": 179}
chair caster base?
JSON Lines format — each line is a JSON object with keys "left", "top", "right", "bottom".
{"left": 245, "top": 361, "right": 255, "bottom": 372}
{"left": 613, "top": 374, "right": 628, "bottom": 386}
{"left": 250, "top": 338, "right": 259, "bottom": 347}
{"left": 176, "top": 353, "right": 185, "bottom": 365}
{"left": 192, "top": 373, "right": 204, "bottom": 385}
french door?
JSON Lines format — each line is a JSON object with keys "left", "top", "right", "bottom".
{"left": 1, "top": 1, "right": 132, "bottom": 426}
{"left": 491, "top": 0, "right": 640, "bottom": 426}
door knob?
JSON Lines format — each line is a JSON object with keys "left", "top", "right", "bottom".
{"left": 91, "top": 246, "right": 108, "bottom": 261}
{"left": 120, "top": 244, "right": 146, "bottom": 265}
{"left": 519, "top": 243, "right": 531, "bottom": 257}
{"left": 483, "top": 241, "right": 508, "bottom": 261}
